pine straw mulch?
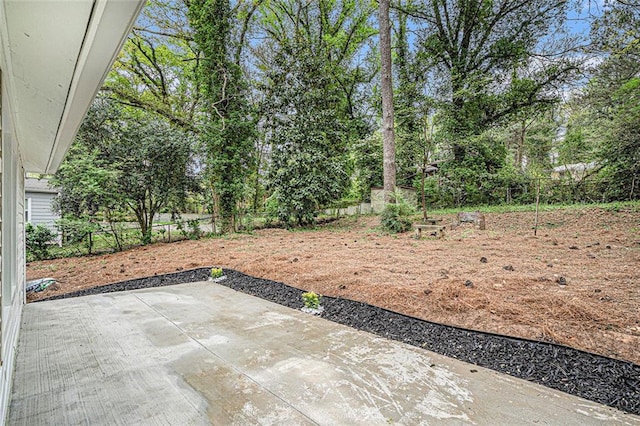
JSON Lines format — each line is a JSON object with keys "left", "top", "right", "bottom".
{"left": 27, "top": 206, "right": 640, "bottom": 365}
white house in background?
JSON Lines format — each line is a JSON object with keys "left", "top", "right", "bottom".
{"left": 551, "top": 162, "right": 598, "bottom": 181}
{"left": 0, "top": 0, "right": 144, "bottom": 421}
{"left": 25, "top": 177, "right": 60, "bottom": 233}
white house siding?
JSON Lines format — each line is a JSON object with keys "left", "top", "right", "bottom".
{"left": 26, "top": 191, "right": 58, "bottom": 232}
{"left": 0, "top": 72, "right": 25, "bottom": 423}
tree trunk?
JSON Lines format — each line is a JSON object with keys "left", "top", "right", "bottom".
{"left": 379, "top": 0, "right": 396, "bottom": 203}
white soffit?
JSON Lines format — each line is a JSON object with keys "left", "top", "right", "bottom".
{"left": 1, "top": 0, "right": 144, "bottom": 174}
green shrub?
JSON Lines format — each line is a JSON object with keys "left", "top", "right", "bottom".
{"left": 302, "top": 291, "right": 322, "bottom": 309}
{"left": 176, "top": 218, "right": 202, "bottom": 240}
{"left": 26, "top": 223, "right": 57, "bottom": 261}
{"left": 381, "top": 204, "right": 412, "bottom": 233}
{"left": 381, "top": 189, "right": 415, "bottom": 233}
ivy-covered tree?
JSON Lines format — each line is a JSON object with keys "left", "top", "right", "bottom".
{"left": 393, "top": 3, "right": 432, "bottom": 189}
{"left": 188, "top": 0, "right": 255, "bottom": 233}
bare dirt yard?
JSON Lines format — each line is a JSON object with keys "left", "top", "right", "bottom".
{"left": 27, "top": 206, "right": 640, "bottom": 365}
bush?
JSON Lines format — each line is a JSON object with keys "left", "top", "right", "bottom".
{"left": 26, "top": 223, "right": 57, "bottom": 261}
{"left": 380, "top": 190, "right": 415, "bottom": 233}
{"left": 381, "top": 204, "right": 413, "bottom": 233}
{"left": 176, "top": 218, "right": 202, "bottom": 240}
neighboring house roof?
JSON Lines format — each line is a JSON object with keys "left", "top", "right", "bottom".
{"left": 25, "top": 178, "right": 58, "bottom": 195}
{"left": 0, "top": 0, "right": 145, "bottom": 174}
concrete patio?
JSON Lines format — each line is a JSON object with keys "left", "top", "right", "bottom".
{"left": 9, "top": 282, "right": 640, "bottom": 425}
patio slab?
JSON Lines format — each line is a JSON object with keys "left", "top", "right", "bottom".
{"left": 9, "top": 281, "right": 640, "bottom": 425}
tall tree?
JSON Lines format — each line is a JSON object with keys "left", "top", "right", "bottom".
{"left": 379, "top": 0, "right": 397, "bottom": 202}
{"left": 254, "top": 0, "right": 376, "bottom": 222}
{"left": 54, "top": 98, "right": 196, "bottom": 245}
{"left": 394, "top": 4, "right": 434, "bottom": 188}
{"left": 590, "top": 0, "right": 640, "bottom": 60}
{"left": 265, "top": 44, "right": 351, "bottom": 225}
{"left": 104, "top": 0, "right": 201, "bottom": 132}
{"left": 188, "top": 0, "right": 255, "bottom": 232}
{"left": 400, "top": 0, "right": 579, "bottom": 146}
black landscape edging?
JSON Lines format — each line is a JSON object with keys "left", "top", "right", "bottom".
{"left": 35, "top": 267, "right": 212, "bottom": 302}
{"left": 36, "top": 267, "right": 640, "bottom": 416}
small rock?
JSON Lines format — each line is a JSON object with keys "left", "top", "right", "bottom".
{"left": 480, "top": 257, "right": 488, "bottom": 263}
{"left": 176, "top": 267, "right": 183, "bottom": 271}
{"left": 470, "top": 369, "right": 478, "bottom": 373}
{"left": 353, "top": 271, "right": 358, "bottom": 275}
{"left": 119, "top": 267, "right": 125, "bottom": 273}
{"left": 594, "top": 289, "right": 602, "bottom": 293}
{"left": 503, "top": 265, "right": 514, "bottom": 271}
{"left": 464, "top": 280, "right": 474, "bottom": 288}
{"left": 423, "top": 289, "right": 432, "bottom": 295}
{"left": 552, "top": 239, "right": 559, "bottom": 246}
{"left": 292, "top": 257, "right": 299, "bottom": 262}
{"left": 339, "top": 284, "right": 347, "bottom": 290}
{"left": 587, "top": 253, "right": 596, "bottom": 259}
{"left": 557, "top": 276, "right": 567, "bottom": 285}
{"left": 547, "top": 263, "right": 553, "bottom": 268}
{"left": 586, "top": 242, "right": 600, "bottom": 248}
{"left": 606, "top": 245, "right": 612, "bottom": 249}
{"left": 569, "top": 245, "right": 579, "bottom": 250}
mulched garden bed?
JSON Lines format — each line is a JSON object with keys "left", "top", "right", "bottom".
{"left": 36, "top": 267, "right": 640, "bottom": 416}
{"left": 35, "top": 267, "right": 212, "bottom": 300}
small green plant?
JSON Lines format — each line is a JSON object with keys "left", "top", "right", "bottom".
{"left": 210, "top": 267, "right": 224, "bottom": 279}
{"left": 302, "top": 291, "right": 322, "bottom": 309}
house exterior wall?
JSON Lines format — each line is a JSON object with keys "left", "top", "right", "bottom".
{"left": 0, "top": 69, "right": 25, "bottom": 423}
{"left": 25, "top": 191, "right": 58, "bottom": 232}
